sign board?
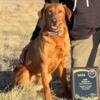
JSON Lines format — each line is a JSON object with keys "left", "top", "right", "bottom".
{"left": 72, "top": 67, "right": 99, "bottom": 100}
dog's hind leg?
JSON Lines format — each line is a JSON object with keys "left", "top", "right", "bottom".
{"left": 11, "top": 65, "right": 30, "bottom": 88}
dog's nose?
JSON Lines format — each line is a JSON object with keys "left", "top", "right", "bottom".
{"left": 52, "top": 18, "right": 57, "bottom": 24}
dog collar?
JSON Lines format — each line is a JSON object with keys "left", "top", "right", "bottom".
{"left": 48, "top": 31, "right": 59, "bottom": 36}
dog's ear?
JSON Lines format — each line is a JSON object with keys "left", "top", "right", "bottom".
{"left": 38, "top": 3, "right": 49, "bottom": 18}
{"left": 63, "top": 5, "right": 72, "bottom": 21}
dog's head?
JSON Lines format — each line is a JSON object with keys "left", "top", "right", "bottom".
{"left": 39, "top": 3, "right": 72, "bottom": 34}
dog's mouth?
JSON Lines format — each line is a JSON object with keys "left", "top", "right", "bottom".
{"left": 47, "top": 23, "right": 63, "bottom": 36}
{"left": 50, "top": 25, "right": 58, "bottom": 32}
{"left": 51, "top": 25, "right": 58, "bottom": 30}
{"left": 48, "top": 23, "right": 58, "bottom": 32}
{"left": 48, "top": 25, "right": 59, "bottom": 35}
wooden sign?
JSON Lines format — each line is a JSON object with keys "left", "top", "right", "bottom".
{"left": 72, "top": 67, "right": 99, "bottom": 100}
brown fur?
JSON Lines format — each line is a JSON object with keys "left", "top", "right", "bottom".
{"left": 12, "top": 3, "right": 71, "bottom": 100}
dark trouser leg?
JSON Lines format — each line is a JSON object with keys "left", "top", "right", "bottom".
{"left": 31, "top": 20, "right": 41, "bottom": 40}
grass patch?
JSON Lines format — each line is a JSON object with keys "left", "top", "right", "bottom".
{"left": 0, "top": 83, "right": 43, "bottom": 100}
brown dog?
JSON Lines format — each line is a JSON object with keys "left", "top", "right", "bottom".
{"left": 12, "top": 3, "right": 71, "bottom": 100}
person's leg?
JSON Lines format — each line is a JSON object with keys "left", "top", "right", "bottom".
{"left": 72, "top": 29, "right": 100, "bottom": 67}
{"left": 31, "top": 21, "right": 41, "bottom": 40}
{"left": 93, "top": 28, "right": 100, "bottom": 67}
{"left": 45, "top": 0, "right": 59, "bottom": 3}
{"left": 31, "top": 15, "right": 45, "bottom": 40}
{"left": 71, "top": 33, "right": 93, "bottom": 68}
{"left": 71, "top": 28, "right": 100, "bottom": 68}
{"left": 92, "top": 28, "right": 100, "bottom": 91}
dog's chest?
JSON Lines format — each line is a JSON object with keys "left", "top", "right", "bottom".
{"left": 51, "top": 42, "right": 67, "bottom": 58}
{"left": 48, "top": 43, "right": 68, "bottom": 73}
{"left": 56, "top": 43, "right": 66, "bottom": 57}
{"left": 48, "top": 43, "right": 66, "bottom": 64}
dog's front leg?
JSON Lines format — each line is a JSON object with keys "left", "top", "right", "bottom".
{"left": 40, "top": 62, "right": 52, "bottom": 100}
{"left": 57, "top": 64, "right": 67, "bottom": 97}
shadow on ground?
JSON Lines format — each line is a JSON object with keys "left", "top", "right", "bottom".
{"left": 0, "top": 71, "right": 12, "bottom": 91}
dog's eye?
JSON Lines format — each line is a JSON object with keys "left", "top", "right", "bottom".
{"left": 47, "top": 10, "right": 52, "bottom": 15}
